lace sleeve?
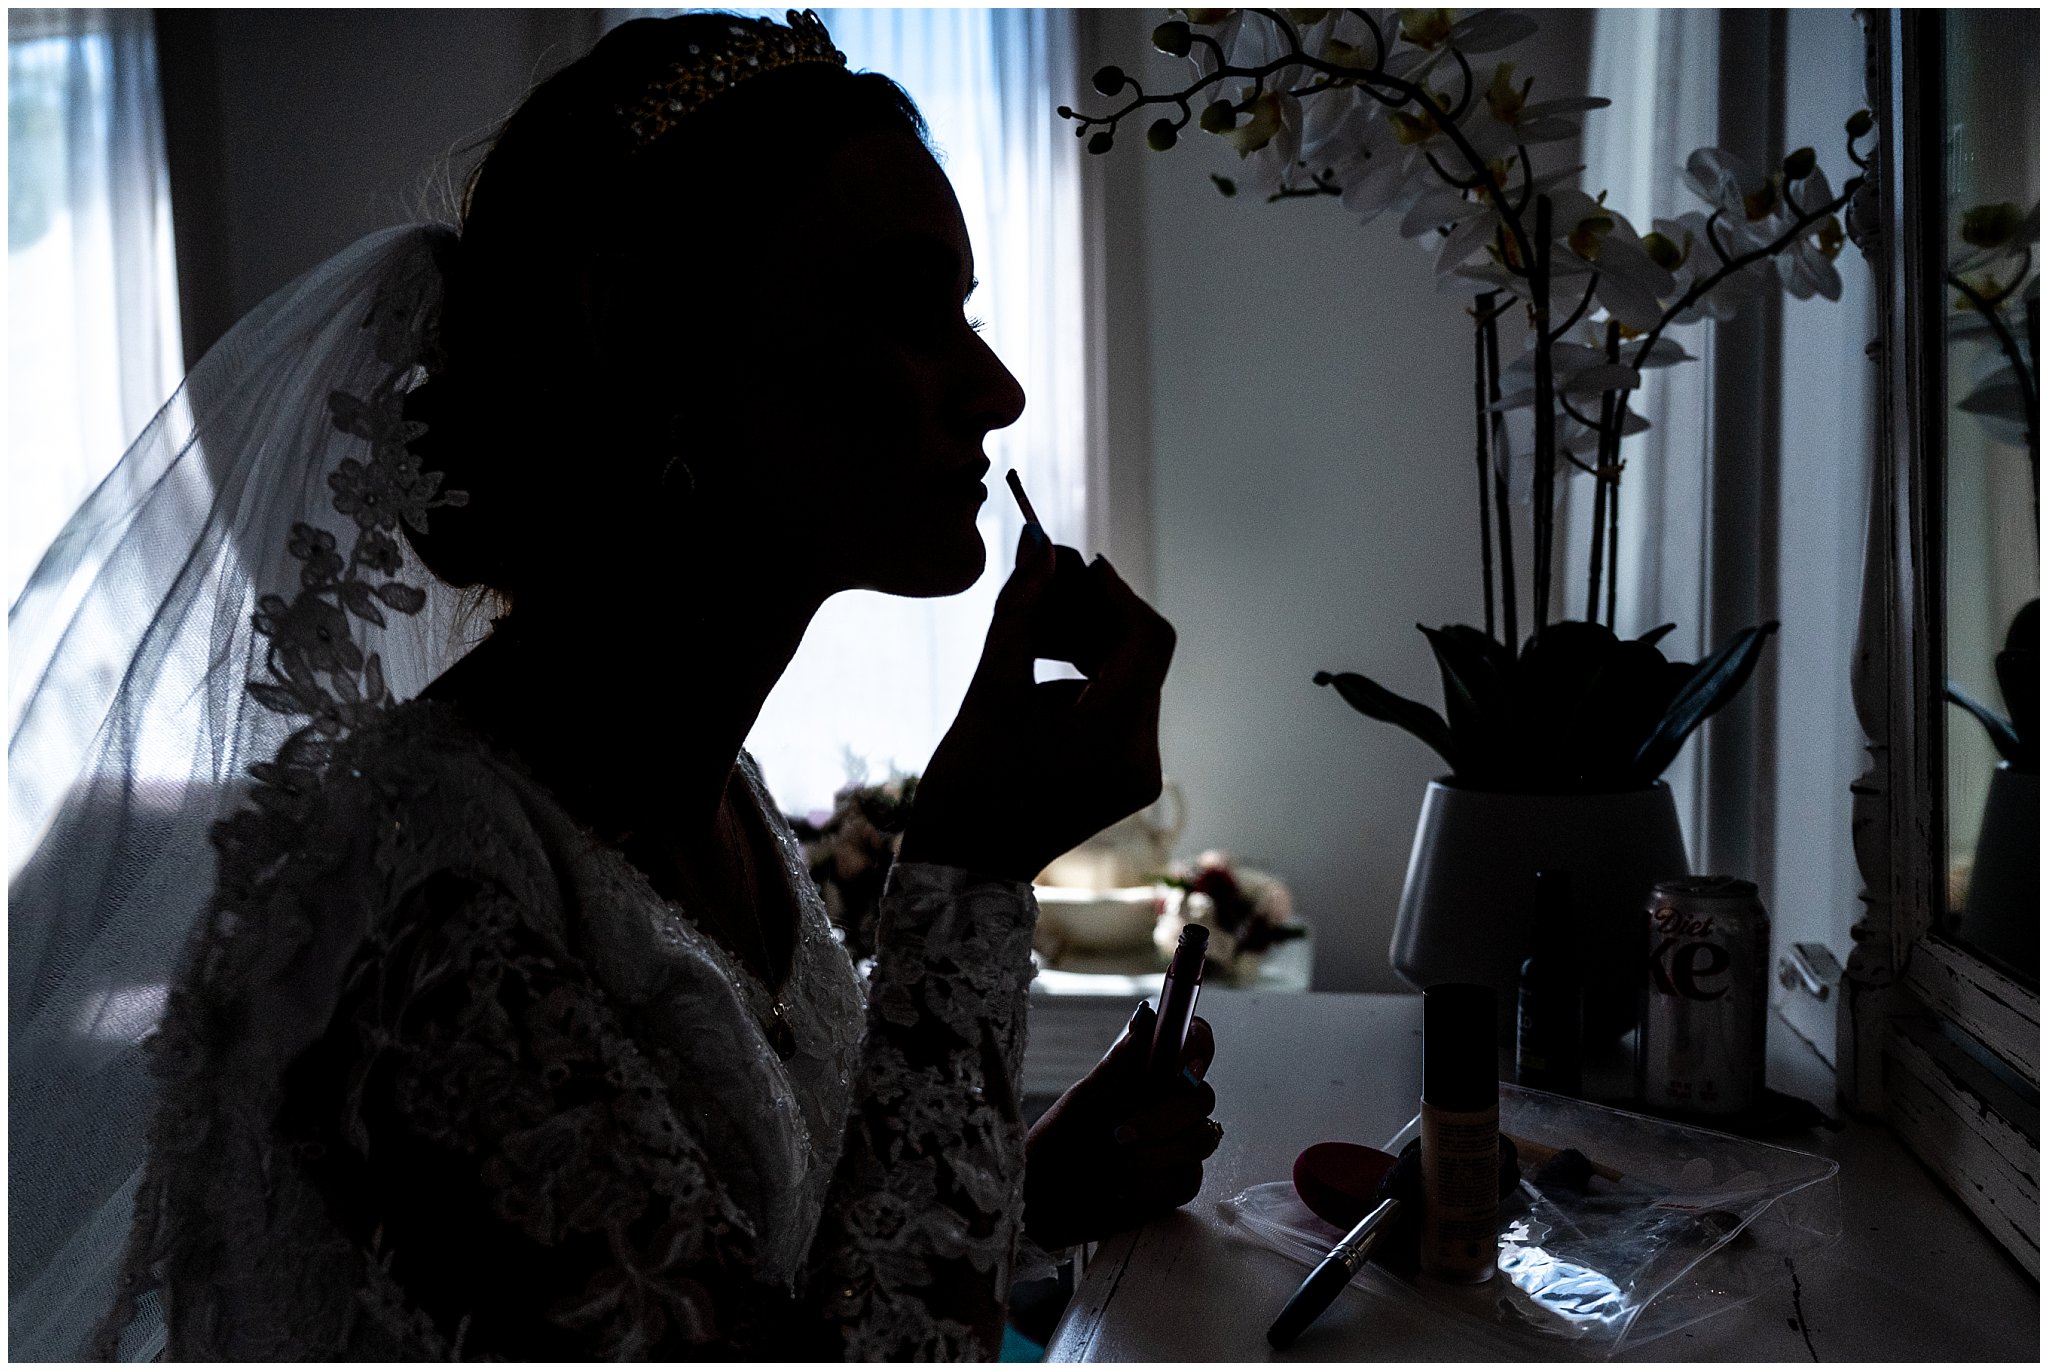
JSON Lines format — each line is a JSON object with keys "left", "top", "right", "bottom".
{"left": 317, "top": 857, "right": 1037, "bottom": 1360}
{"left": 807, "top": 861, "right": 1040, "bottom": 1360}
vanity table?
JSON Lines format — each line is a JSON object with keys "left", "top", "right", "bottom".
{"left": 1043, "top": 992, "right": 2038, "bottom": 1362}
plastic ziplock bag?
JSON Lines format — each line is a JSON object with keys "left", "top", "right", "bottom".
{"left": 1217, "top": 1084, "right": 1841, "bottom": 1358}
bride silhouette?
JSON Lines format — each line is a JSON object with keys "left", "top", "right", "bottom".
{"left": 9, "top": 10, "right": 1220, "bottom": 1360}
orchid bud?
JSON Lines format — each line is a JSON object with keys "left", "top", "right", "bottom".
{"left": 1087, "top": 131, "right": 1115, "bottom": 155}
{"left": 1200, "top": 100, "right": 1238, "bottom": 133}
{"left": 1782, "top": 146, "right": 1816, "bottom": 181}
{"left": 1152, "top": 20, "right": 1193, "bottom": 57}
{"left": 1056, "top": 105, "right": 1074, "bottom": 120}
{"left": 1845, "top": 109, "right": 1874, "bottom": 139}
{"left": 1148, "top": 118, "right": 1179, "bottom": 151}
{"left": 1092, "top": 64, "right": 1126, "bottom": 96}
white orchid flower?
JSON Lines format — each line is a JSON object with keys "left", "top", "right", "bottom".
{"left": 1951, "top": 202, "right": 2038, "bottom": 303}
{"left": 1682, "top": 146, "right": 1786, "bottom": 254}
{"left": 1387, "top": 8, "right": 1539, "bottom": 82}
{"left": 1341, "top": 142, "right": 1427, "bottom": 224}
{"left": 1537, "top": 189, "right": 1675, "bottom": 331}
{"left": 1182, "top": 8, "right": 1249, "bottom": 79}
{"left": 1769, "top": 164, "right": 1845, "bottom": 301}
{"left": 1461, "top": 61, "right": 1607, "bottom": 162}
{"left": 1298, "top": 66, "right": 1365, "bottom": 158}
{"left": 1650, "top": 211, "right": 1768, "bottom": 324}
{"left": 1558, "top": 405, "right": 1649, "bottom": 459}
{"left": 1491, "top": 339, "right": 1610, "bottom": 413}
{"left": 1222, "top": 87, "right": 1308, "bottom": 196}
{"left": 1631, "top": 335, "right": 1697, "bottom": 369}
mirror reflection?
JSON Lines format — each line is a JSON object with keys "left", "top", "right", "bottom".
{"left": 1941, "top": 8, "right": 2039, "bottom": 984}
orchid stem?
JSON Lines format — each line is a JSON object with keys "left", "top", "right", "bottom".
{"left": 1605, "top": 450, "right": 1622, "bottom": 628}
{"left": 1587, "top": 327, "right": 1618, "bottom": 622}
{"left": 1530, "top": 195, "right": 1557, "bottom": 634}
{"left": 1473, "top": 291, "right": 1499, "bottom": 641}
{"left": 1483, "top": 302, "right": 1518, "bottom": 653}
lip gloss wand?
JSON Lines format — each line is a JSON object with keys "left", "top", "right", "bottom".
{"left": 1148, "top": 923, "right": 1209, "bottom": 1082}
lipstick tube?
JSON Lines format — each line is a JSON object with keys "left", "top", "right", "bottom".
{"left": 1148, "top": 923, "right": 1209, "bottom": 1081}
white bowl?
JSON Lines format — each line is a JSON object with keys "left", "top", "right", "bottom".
{"left": 1032, "top": 885, "right": 1164, "bottom": 952}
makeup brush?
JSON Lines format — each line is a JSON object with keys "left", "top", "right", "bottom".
{"left": 1004, "top": 470, "right": 1108, "bottom": 675}
{"left": 1266, "top": 1193, "right": 1402, "bottom": 1350}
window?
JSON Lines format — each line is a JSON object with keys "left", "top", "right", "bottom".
{"left": 7, "top": 9, "right": 182, "bottom": 606}
{"left": 1579, "top": 11, "right": 1876, "bottom": 1062}
{"left": 609, "top": 8, "right": 1092, "bottom": 816}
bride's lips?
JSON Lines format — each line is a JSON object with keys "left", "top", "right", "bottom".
{"left": 933, "top": 461, "right": 991, "bottom": 505}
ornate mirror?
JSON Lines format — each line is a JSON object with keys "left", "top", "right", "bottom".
{"left": 1844, "top": 8, "right": 2039, "bottom": 1277}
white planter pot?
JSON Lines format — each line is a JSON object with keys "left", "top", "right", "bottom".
{"left": 1390, "top": 779, "right": 1690, "bottom": 1043}
{"left": 1958, "top": 763, "right": 2038, "bottom": 979}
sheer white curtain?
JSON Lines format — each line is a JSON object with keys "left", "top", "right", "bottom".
{"left": 1576, "top": 12, "right": 1875, "bottom": 1062}
{"left": 609, "top": 8, "right": 1090, "bottom": 815}
{"left": 1567, "top": 9, "right": 1721, "bottom": 854}
{"left": 7, "top": 10, "right": 183, "bottom": 607}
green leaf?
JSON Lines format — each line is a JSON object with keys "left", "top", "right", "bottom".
{"left": 1418, "top": 624, "right": 1511, "bottom": 782}
{"left": 1314, "top": 670, "right": 1459, "bottom": 771}
{"left": 1946, "top": 681, "right": 2026, "bottom": 768}
{"left": 1630, "top": 622, "right": 1779, "bottom": 783}
{"left": 1637, "top": 622, "right": 1678, "bottom": 646}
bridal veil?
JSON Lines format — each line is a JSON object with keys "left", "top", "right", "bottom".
{"left": 9, "top": 225, "right": 475, "bottom": 1359}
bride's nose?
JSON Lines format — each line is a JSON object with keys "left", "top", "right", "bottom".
{"left": 961, "top": 327, "right": 1026, "bottom": 436}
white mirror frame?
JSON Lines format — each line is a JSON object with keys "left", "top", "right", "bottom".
{"left": 1840, "top": 8, "right": 2040, "bottom": 1278}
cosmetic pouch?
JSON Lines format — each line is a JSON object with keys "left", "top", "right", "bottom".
{"left": 1217, "top": 1084, "right": 1841, "bottom": 1358}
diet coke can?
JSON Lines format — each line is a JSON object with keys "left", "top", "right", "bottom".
{"left": 1635, "top": 876, "right": 1769, "bottom": 1116}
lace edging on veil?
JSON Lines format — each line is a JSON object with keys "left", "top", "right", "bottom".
{"left": 9, "top": 224, "right": 474, "bottom": 1360}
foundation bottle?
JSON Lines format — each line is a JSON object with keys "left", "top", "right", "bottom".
{"left": 1420, "top": 982, "right": 1499, "bottom": 1283}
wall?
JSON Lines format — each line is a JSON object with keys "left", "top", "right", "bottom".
{"left": 161, "top": 7, "right": 1598, "bottom": 995}
{"left": 1091, "top": 11, "right": 1592, "bottom": 992}
{"left": 1768, "top": 9, "right": 1879, "bottom": 1056}
{"left": 158, "top": 8, "right": 599, "bottom": 359}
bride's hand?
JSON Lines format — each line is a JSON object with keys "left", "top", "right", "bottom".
{"left": 899, "top": 525, "right": 1175, "bottom": 883}
{"left": 1022, "top": 1003, "right": 1221, "bottom": 1251}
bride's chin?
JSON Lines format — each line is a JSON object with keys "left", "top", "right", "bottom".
{"left": 870, "top": 534, "right": 986, "bottom": 599}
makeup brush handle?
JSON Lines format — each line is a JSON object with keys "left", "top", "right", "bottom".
{"left": 1265, "top": 1252, "right": 1354, "bottom": 1350}
{"left": 1265, "top": 1197, "right": 1398, "bottom": 1350}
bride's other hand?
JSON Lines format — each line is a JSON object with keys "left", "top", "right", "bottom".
{"left": 1023, "top": 1004, "right": 1220, "bottom": 1251}
{"left": 900, "top": 524, "right": 1175, "bottom": 883}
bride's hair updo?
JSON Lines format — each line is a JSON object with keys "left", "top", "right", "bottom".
{"left": 403, "top": 12, "right": 926, "bottom": 600}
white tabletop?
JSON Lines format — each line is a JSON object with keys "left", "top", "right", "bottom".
{"left": 1044, "top": 992, "right": 2039, "bottom": 1362}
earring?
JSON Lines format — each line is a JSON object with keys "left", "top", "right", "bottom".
{"left": 660, "top": 415, "right": 696, "bottom": 498}
{"left": 660, "top": 451, "right": 696, "bottom": 498}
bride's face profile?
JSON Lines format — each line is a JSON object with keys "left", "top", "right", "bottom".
{"left": 408, "top": 20, "right": 1027, "bottom": 616}
{"left": 704, "top": 127, "right": 1026, "bottom": 601}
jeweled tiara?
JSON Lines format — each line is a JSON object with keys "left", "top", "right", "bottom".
{"left": 616, "top": 9, "right": 847, "bottom": 148}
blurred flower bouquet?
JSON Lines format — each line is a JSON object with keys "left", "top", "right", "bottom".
{"left": 1156, "top": 850, "right": 1306, "bottom": 984}
{"left": 789, "top": 771, "right": 917, "bottom": 962}
{"left": 1064, "top": 8, "right": 1877, "bottom": 790}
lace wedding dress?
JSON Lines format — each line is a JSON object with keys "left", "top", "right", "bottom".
{"left": 97, "top": 696, "right": 1042, "bottom": 1360}
{"left": 9, "top": 220, "right": 1046, "bottom": 1360}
